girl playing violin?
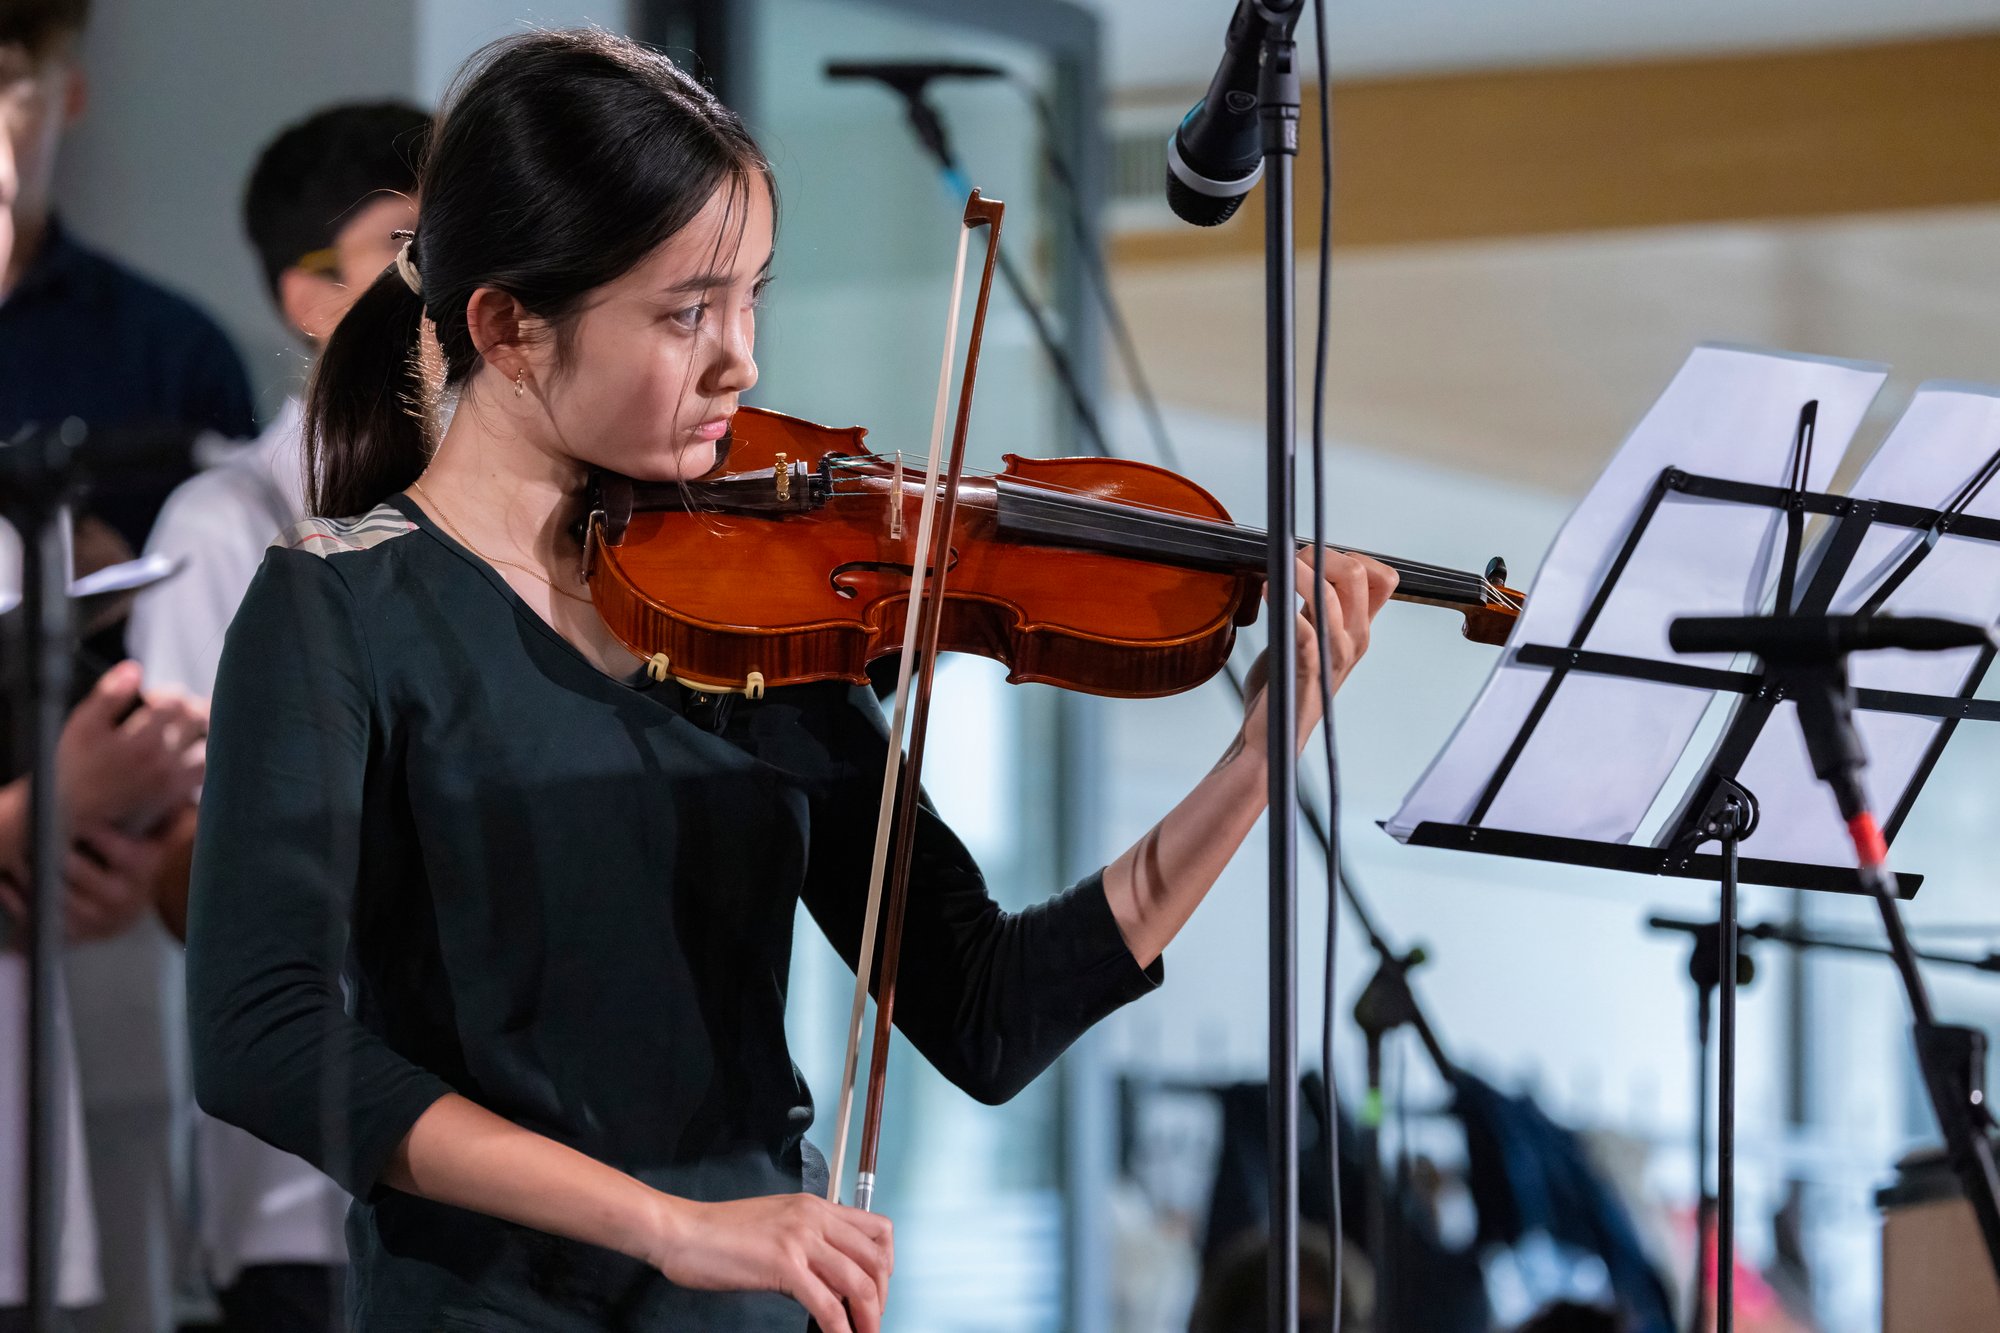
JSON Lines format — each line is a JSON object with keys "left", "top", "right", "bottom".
{"left": 185, "top": 27, "right": 1395, "bottom": 1332}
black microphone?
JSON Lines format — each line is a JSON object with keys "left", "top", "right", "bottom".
{"left": 1667, "top": 613, "right": 1999, "bottom": 661}
{"left": 823, "top": 60, "right": 1007, "bottom": 99}
{"left": 1166, "top": 0, "right": 1285, "bottom": 227}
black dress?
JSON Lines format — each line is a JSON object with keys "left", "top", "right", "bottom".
{"left": 184, "top": 495, "right": 1160, "bottom": 1330}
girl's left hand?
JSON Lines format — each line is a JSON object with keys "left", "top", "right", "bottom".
{"left": 1234, "top": 548, "right": 1397, "bottom": 765}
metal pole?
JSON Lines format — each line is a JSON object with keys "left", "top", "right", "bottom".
{"left": 1260, "top": 25, "right": 1301, "bottom": 1333}
{"left": 1716, "top": 821, "right": 1741, "bottom": 1333}
{"left": 5, "top": 423, "right": 81, "bottom": 1333}
{"left": 1690, "top": 982, "right": 1712, "bottom": 1333}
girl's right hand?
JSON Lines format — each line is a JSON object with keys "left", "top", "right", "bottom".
{"left": 647, "top": 1192, "right": 893, "bottom": 1333}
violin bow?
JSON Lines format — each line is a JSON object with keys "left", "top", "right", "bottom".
{"left": 824, "top": 190, "right": 1006, "bottom": 1213}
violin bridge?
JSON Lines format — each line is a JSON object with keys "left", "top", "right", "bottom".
{"left": 890, "top": 454, "right": 905, "bottom": 541}
{"left": 774, "top": 452, "right": 790, "bottom": 502}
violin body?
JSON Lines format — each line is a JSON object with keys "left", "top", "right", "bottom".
{"left": 586, "top": 406, "right": 1262, "bottom": 699}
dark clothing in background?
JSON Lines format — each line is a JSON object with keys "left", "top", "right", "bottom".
{"left": 0, "top": 219, "right": 255, "bottom": 551}
{"left": 1199, "top": 1076, "right": 1491, "bottom": 1333}
{"left": 186, "top": 496, "right": 1160, "bottom": 1330}
{"left": 1452, "top": 1068, "right": 1675, "bottom": 1333}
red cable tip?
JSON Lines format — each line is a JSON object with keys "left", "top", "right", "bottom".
{"left": 1847, "top": 812, "right": 1889, "bottom": 870}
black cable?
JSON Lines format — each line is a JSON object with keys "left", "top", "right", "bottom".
{"left": 1305, "top": 2, "right": 1343, "bottom": 1330}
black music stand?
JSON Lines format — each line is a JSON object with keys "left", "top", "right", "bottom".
{"left": 1395, "top": 440, "right": 2000, "bottom": 1331}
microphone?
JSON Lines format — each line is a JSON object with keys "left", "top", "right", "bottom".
{"left": 823, "top": 60, "right": 1007, "bottom": 100}
{"left": 1166, "top": 0, "right": 1280, "bottom": 227}
{"left": 1667, "top": 613, "right": 1999, "bottom": 662}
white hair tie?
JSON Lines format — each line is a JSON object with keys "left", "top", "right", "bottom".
{"left": 393, "top": 236, "right": 423, "bottom": 296}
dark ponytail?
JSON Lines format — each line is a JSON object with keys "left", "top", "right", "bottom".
{"left": 303, "top": 27, "right": 772, "bottom": 518}
{"left": 304, "top": 263, "right": 429, "bottom": 516}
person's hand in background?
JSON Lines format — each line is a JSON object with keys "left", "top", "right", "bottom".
{"left": 56, "top": 660, "right": 206, "bottom": 832}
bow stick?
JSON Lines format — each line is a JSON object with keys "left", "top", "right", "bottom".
{"left": 824, "top": 190, "right": 1006, "bottom": 1213}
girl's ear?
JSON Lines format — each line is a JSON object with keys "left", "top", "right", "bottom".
{"left": 463, "top": 285, "right": 548, "bottom": 386}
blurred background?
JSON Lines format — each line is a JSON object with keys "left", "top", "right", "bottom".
{"left": 40, "top": 0, "right": 2000, "bottom": 1329}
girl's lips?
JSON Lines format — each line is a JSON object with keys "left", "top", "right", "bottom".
{"left": 690, "top": 416, "right": 732, "bottom": 441}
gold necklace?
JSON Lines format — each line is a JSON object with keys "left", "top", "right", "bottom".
{"left": 410, "top": 478, "right": 592, "bottom": 606}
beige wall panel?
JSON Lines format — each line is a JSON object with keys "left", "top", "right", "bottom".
{"left": 1116, "top": 35, "right": 2000, "bottom": 263}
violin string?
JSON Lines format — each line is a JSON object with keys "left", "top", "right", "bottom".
{"left": 820, "top": 454, "right": 1512, "bottom": 604}
{"left": 829, "top": 454, "right": 1501, "bottom": 594}
{"left": 814, "top": 469, "right": 1507, "bottom": 610}
{"left": 1000, "top": 489, "right": 1493, "bottom": 601}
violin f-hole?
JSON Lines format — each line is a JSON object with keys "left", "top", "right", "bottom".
{"left": 829, "top": 550, "right": 961, "bottom": 600}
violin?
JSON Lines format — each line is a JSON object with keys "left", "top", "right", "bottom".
{"left": 583, "top": 408, "right": 1524, "bottom": 700}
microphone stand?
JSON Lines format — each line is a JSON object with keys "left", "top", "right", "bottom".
{"left": 1778, "top": 653, "right": 2000, "bottom": 1287}
{"left": 0, "top": 421, "right": 84, "bottom": 1333}
{"left": 1351, "top": 941, "right": 1450, "bottom": 1333}
{"left": 1652, "top": 914, "right": 2000, "bottom": 977}
{"left": 1252, "top": 9, "right": 1307, "bottom": 1327}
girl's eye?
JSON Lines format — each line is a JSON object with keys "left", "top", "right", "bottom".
{"left": 749, "top": 276, "right": 774, "bottom": 307}
{"left": 669, "top": 303, "right": 708, "bottom": 330}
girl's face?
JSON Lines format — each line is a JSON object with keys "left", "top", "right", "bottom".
{"left": 537, "top": 175, "right": 773, "bottom": 483}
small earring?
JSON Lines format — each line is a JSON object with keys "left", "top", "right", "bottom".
{"left": 514, "top": 369, "right": 525, "bottom": 399}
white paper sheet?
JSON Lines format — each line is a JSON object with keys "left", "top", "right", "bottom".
{"left": 1725, "top": 382, "right": 2000, "bottom": 867}
{"left": 1386, "top": 344, "right": 1888, "bottom": 843}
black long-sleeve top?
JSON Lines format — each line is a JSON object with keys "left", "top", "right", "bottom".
{"left": 185, "top": 496, "right": 1160, "bottom": 1330}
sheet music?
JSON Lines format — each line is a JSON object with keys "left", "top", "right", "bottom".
{"left": 1386, "top": 344, "right": 1888, "bottom": 844}
{"left": 1727, "top": 382, "right": 2000, "bottom": 867}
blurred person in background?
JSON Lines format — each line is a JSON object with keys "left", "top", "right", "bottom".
{"left": 1185, "top": 1226, "right": 1372, "bottom": 1333}
{"left": 1509, "top": 1303, "right": 1623, "bottom": 1333}
{"left": 0, "top": 98, "right": 207, "bottom": 1331}
{"left": 0, "top": 0, "right": 255, "bottom": 544}
{"left": 127, "top": 98, "right": 427, "bottom": 1333}
{"left": 0, "top": 2, "right": 251, "bottom": 1329}
{"left": 0, "top": 663, "right": 205, "bottom": 1332}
